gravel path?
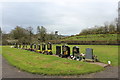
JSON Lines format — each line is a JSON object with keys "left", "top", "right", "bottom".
{"left": 1, "top": 55, "right": 119, "bottom": 78}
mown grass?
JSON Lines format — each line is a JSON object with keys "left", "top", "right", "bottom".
{"left": 2, "top": 46, "right": 104, "bottom": 75}
{"left": 52, "top": 45, "right": 118, "bottom": 66}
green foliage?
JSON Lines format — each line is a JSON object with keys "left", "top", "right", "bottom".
{"left": 37, "top": 26, "right": 47, "bottom": 42}
{"left": 80, "top": 22, "right": 117, "bottom": 34}
{"left": 2, "top": 46, "right": 104, "bottom": 75}
{"left": 10, "top": 26, "right": 30, "bottom": 44}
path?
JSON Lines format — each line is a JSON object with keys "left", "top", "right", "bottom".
{"left": 1, "top": 55, "right": 119, "bottom": 78}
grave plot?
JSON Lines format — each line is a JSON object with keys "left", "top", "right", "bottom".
{"left": 56, "top": 46, "right": 61, "bottom": 57}
{"left": 72, "top": 46, "right": 82, "bottom": 61}
{"left": 46, "top": 42, "right": 53, "bottom": 55}
{"left": 61, "top": 45, "right": 70, "bottom": 58}
{"left": 36, "top": 44, "right": 42, "bottom": 53}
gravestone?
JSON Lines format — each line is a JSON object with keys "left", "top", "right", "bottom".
{"left": 29, "top": 44, "right": 33, "bottom": 51}
{"left": 72, "top": 46, "right": 82, "bottom": 60}
{"left": 25, "top": 44, "right": 27, "bottom": 49}
{"left": 22, "top": 43, "right": 25, "bottom": 49}
{"left": 19, "top": 44, "right": 21, "bottom": 48}
{"left": 34, "top": 44, "right": 37, "bottom": 49}
{"left": 56, "top": 46, "right": 61, "bottom": 55}
{"left": 30, "top": 44, "right": 33, "bottom": 49}
{"left": 72, "top": 46, "right": 80, "bottom": 57}
{"left": 37, "top": 44, "right": 41, "bottom": 50}
{"left": 47, "top": 42, "right": 52, "bottom": 50}
{"left": 85, "top": 48, "right": 93, "bottom": 60}
{"left": 14, "top": 43, "right": 18, "bottom": 48}
{"left": 62, "top": 45, "right": 70, "bottom": 58}
{"left": 42, "top": 44, "right": 46, "bottom": 51}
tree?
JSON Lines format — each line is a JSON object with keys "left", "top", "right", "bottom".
{"left": 27, "top": 26, "right": 33, "bottom": 44}
{"left": 37, "top": 26, "right": 47, "bottom": 42}
{"left": 10, "top": 26, "right": 30, "bottom": 44}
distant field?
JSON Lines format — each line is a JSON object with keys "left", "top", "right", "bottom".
{"left": 2, "top": 46, "right": 104, "bottom": 75}
{"left": 61, "top": 34, "right": 117, "bottom": 41}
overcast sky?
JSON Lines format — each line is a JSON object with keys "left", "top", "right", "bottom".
{"left": 0, "top": 0, "right": 119, "bottom": 35}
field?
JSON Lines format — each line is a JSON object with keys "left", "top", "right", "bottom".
{"left": 61, "top": 34, "right": 117, "bottom": 41}
{"left": 1, "top": 45, "right": 118, "bottom": 75}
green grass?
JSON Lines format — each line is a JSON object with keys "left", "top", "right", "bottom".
{"left": 52, "top": 45, "right": 118, "bottom": 66}
{"left": 2, "top": 46, "right": 104, "bottom": 75}
{"left": 61, "top": 34, "right": 117, "bottom": 41}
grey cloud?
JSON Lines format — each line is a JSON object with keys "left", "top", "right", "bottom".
{"left": 1, "top": 1, "right": 118, "bottom": 35}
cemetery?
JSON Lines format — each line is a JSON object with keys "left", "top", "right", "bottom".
{"left": 1, "top": 42, "right": 118, "bottom": 75}
{"left": 13, "top": 42, "right": 100, "bottom": 62}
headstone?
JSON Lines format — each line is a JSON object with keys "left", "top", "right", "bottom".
{"left": 14, "top": 43, "right": 18, "bottom": 48}
{"left": 34, "top": 44, "right": 36, "bottom": 49}
{"left": 85, "top": 48, "right": 93, "bottom": 59}
{"left": 42, "top": 44, "right": 46, "bottom": 51}
{"left": 19, "top": 44, "right": 21, "bottom": 48}
{"left": 30, "top": 44, "right": 33, "bottom": 49}
{"left": 22, "top": 43, "right": 25, "bottom": 49}
{"left": 37, "top": 44, "right": 41, "bottom": 50}
{"left": 25, "top": 44, "right": 27, "bottom": 49}
{"left": 29, "top": 44, "right": 34, "bottom": 51}
{"left": 47, "top": 42, "right": 52, "bottom": 50}
{"left": 72, "top": 46, "right": 80, "bottom": 57}
{"left": 62, "top": 45, "right": 70, "bottom": 58}
{"left": 56, "top": 46, "right": 61, "bottom": 55}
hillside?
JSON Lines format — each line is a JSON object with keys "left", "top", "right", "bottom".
{"left": 49, "top": 34, "right": 119, "bottom": 45}
{"left": 61, "top": 34, "right": 117, "bottom": 41}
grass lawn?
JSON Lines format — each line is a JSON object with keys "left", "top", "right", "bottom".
{"left": 52, "top": 45, "right": 118, "bottom": 66}
{"left": 2, "top": 46, "right": 104, "bottom": 75}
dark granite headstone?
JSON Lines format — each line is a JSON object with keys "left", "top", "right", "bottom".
{"left": 22, "top": 43, "right": 25, "bottom": 49}
{"left": 34, "top": 44, "right": 36, "bottom": 49}
{"left": 14, "top": 43, "right": 18, "bottom": 48}
{"left": 62, "top": 45, "right": 70, "bottom": 58}
{"left": 72, "top": 46, "right": 80, "bottom": 57}
{"left": 56, "top": 46, "right": 61, "bottom": 55}
{"left": 25, "top": 44, "right": 27, "bottom": 49}
{"left": 47, "top": 42, "right": 52, "bottom": 50}
{"left": 19, "top": 44, "right": 21, "bottom": 48}
{"left": 38, "top": 44, "right": 41, "bottom": 50}
{"left": 30, "top": 44, "right": 33, "bottom": 49}
{"left": 85, "top": 48, "right": 93, "bottom": 59}
{"left": 42, "top": 44, "right": 46, "bottom": 51}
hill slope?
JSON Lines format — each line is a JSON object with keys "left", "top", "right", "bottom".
{"left": 49, "top": 34, "right": 119, "bottom": 45}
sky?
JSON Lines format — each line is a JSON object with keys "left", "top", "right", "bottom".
{"left": 0, "top": 0, "right": 119, "bottom": 35}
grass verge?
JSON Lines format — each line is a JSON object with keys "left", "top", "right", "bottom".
{"left": 2, "top": 46, "right": 104, "bottom": 75}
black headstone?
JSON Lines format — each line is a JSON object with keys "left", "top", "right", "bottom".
{"left": 30, "top": 44, "right": 33, "bottom": 49}
{"left": 47, "top": 42, "right": 52, "bottom": 50}
{"left": 14, "top": 43, "right": 18, "bottom": 48}
{"left": 85, "top": 48, "right": 93, "bottom": 59}
{"left": 34, "top": 44, "right": 36, "bottom": 49}
{"left": 42, "top": 44, "right": 46, "bottom": 51}
{"left": 62, "top": 45, "right": 70, "bottom": 58}
{"left": 19, "top": 44, "right": 21, "bottom": 48}
{"left": 25, "top": 44, "right": 27, "bottom": 49}
{"left": 22, "top": 43, "right": 25, "bottom": 49}
{"left": 37, "top": 44, "right": 41, "bottom": 50}
{"left": 73, "top": 46, "right": 80, "bottom": 57}
{"left": 56, "top": 46, "right": 61, "bottom": 55}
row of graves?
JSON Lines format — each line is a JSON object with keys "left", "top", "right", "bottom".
{"left": 14, "top": 43, "right": 99, "bottom": 62}
{"left": 14, "top": 42, "right": 53, "bottom": 55}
